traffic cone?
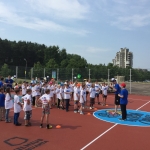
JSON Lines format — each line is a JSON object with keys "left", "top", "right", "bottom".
{"left": 87, "top": 113, "right": 91, "bottom": 115}
{"left": 56, "top": 125, "right": 61, "bottom": 129}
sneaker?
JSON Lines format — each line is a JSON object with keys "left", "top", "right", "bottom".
{"left": 16, "top": 123, "right": 22, "bottom": 126}
{"left": 82, "top": 107, "right": 85, "bottom": 109}
{"left": 28, "top": 122, "right": 32, "bottom": 126}
{"left": 92, "top": 106, "right": 95, "bottom": 109}
{"left": 119, "top": 118, "right": 125, "bottom": 121}
{"left": 46, "top": 125, "right": 52, "bottom": 129}
{"left": 78, "top": 110, "right": 81, "bottom": 113}
{"left": 80, "top": 112, "right": 84, "bottom": 115}
{"left": 90, "top": 107, "right": 92, "bottom": 110}
{"left": 74, "top": 111, "right": 77, "bottom": 113}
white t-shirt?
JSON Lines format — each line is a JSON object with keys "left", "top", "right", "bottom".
{"left": 48, "top": 85, "right": 54, "bottom": 97}
{"left": 59, "top": 87, "right": 64, "bottom": 100}
{"left": 80, "top": 89, "right": 86, "bottom": 103}
{"left": 32, "top": 86, "right": 36, "bottom": 97}
{"left": 102, "top": 86, "right": 108, "bottom": 95}
{"left": 89, "top": 87, "right": 96, "bottom": 98}
{"left": 95, "top": 84, "right": 101, "bottom": 93}
{"left": 5, "top": 93, "right": 13, "bottom": 109}
{"left": 64, "top": 87, "right": 71, "bottom": 99}
{"left": 56, "top": 88, "right": 60, "bottom": 99}
{"left": 22, "top": 84, "right": 26, "bottom": 95}
{"left": 35, "top": 85, "right": 41, "bottom": 96}
{"left": 23, "top": 94, "right": 32, "bottom": 111}
{"left": 74, "top": 87, "right": 80, "bottom": 100}
{"left": 27, "top": 86, "right": 32, "bottom": 90}
{"left": 40, "top": 94, "right": 51, "bottom": 107}
{"left": 86, "top": 82, "right": 91, "bottom": 91}
{"left": 14, "top": 95, "right": 22, "bottom": 113}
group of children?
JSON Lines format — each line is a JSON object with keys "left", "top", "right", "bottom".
{"left": 0, "top": 78, "right": 112, "bottom": 129}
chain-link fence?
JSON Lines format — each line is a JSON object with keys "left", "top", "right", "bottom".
{"left": 0, "top": 65, "right": 150, "bottom": 95}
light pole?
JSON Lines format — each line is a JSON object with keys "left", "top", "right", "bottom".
{"left": 24, "top": 58, "right": 27, "bottom": 80}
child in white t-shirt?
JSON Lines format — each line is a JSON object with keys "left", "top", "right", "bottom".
{"left": 22, "top": 89, "right": 32, "bottom": 126}
{"left": 14, "top": 89, "right": 22, "bottom": 126}
{"left": 5, "top": 87, "right": 13, "bottom": 123}
{"left": 89, "top": 83, "right": 96, "bottom": 109}
{"left": 59, "top": 84, "right": 65, "bottom": 110}
{"left": 22, "top": 81, "right": 27, "bottom": 96}
{"left": 79, "top": 84, "right": 86, "bottom": 115}
{"left": 73, "top": 83, "right": 80, "bottom": 113}
{"left": 56, "top": 85, "right": 60, "bottom": 109}
{"left": 37, "top": 89, "right": 52, "bottom": 129}
{"left": 35, "top": 82, "right": 41, "bottom": 107}
{"left": 101, "top": 83, "right": 108, "bottom": 106}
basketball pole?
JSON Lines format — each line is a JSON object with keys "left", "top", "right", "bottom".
{"left": 130, "top": 69, "right": 132, "bottom": 94}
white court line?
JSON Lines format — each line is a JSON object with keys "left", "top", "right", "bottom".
{"left": 80, "top": 124, "right": 118, "bottom": 150}
{"left": 80, "top": 100, "right": 150, "bottom": 150}
{"left": 136, "top": 101, "right": 150, "bottom": 110}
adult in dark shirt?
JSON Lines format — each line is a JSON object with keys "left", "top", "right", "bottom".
{"left": 5, "top": 76, "right": 13, "bottom": 89}
{"left": 112, "top": 80, "right": 121, "bottom": 113}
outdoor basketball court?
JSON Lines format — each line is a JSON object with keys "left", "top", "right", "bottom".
{"left": 1, "top": 94, "right": 150, "bottom": 150}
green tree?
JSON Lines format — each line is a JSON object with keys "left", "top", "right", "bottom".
{"left": 0, "top": 64, "right": 11, "bottom": 77}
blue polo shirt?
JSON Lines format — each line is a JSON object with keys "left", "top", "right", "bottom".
{"left": 5, "top": 79, "right": 13, "bottom": 87}
{"left": 114, "top": 84, "right": 121, "bottom": 94}
{"left": 0, "top": 81, "right": 3, "bottom": 88}
{"left": 0, "top": 93, "right": 5, "bottom": 107}
{"left": 120, "top": 89, "right": 128, "bottom": 105}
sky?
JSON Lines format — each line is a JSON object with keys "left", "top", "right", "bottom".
{"left": 0, "top": 0, "right": 150, "bottom": 69}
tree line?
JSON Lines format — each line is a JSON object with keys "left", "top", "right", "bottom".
{"left": 0, "top": 38, "right": 150, "bottom": 81}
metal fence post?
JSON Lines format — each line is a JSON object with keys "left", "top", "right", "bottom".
{"left": 44, "top": 68, "right": 45, "bottom": 78}
{"left": 89, "top": 69, "right": 91, "bottom": 81}
{"left": 16, "top": 66, "right": 18, "bottom": 79}
{"left": 108, "top": 69, "right": 110, "bottom": 84}
{"left": 31, "top": 68, "right": 33, "bottom": 79}
{"left": 130, "top": 69, "right": 132, "bottom": 94}
{"left": 72, "top": 68, "right": 74, "bottom": 82}
{"left": 57, "top": 68, "right": 59, "bottom": 82}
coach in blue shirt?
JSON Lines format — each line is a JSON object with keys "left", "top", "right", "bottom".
{"left": 5, "top": 76, "right": 13, "bottom": 89}
{"left": 112, "top": 79, "right": 121, "bottom": 113}
{"left": 118, "top": 83, "right": 128, "bottom": 121}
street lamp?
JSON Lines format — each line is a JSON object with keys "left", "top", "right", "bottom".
{"left": 24, "top": 58, "right": 27, "bottom": 80}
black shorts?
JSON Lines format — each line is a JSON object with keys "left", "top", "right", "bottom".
{"left": 86, "top": 91, "right": 89, "bottom": 95}
{"left": 103, "top": 94, "right": 107, "bottom": 98}
{"left": 115, "top": 94, "right": 120, "bottom": 105}
{"left": 95, "top": 93, "right": 99, "bottom": 97}
{"left": 90, "top": 98, "right": 95, "bottom": 105}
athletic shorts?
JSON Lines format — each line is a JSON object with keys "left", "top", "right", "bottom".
{"left": 103, "top": 94, "right": 107, "bottom": 98}
{"left": 86, "top": 91, "right": 89, "bottom": 95}
{"left": 81, "top": 102, "right": 85, "bottom": 107}
{"left": 42, "top": 104, "right": 50, "bottom": 114}
{"left": 90, "top": 98, "right": 95, "bottom": 105}
{"left": 115, "top": 94, "right": 120, "bottom": 105}
{"left": 95, "top": 93, "right": 99, "bottom": 97}
{"left": 74, "top": 100, "right": 79, "bottom": 104}
{"left": 24, "top": 110, "right": 32, "bottom": 120}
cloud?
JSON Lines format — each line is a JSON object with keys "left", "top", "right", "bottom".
{"left": 0, "top": 1, "right": 89, "bottom": 36}
{"left": 96, "top": 0, "right": 150, "bottom": 30}
{"left": 25, "top": 0, "right": 90, "bottom": 20}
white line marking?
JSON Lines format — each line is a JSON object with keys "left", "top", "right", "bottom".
{"left": 80, "top": 100, "right": 150, "bottom": 150}
{"left": 136, "top": 101, "right": 150, "bottom": 110}
{"left": 80, "top": 124, "right": 118, "bottom": 150}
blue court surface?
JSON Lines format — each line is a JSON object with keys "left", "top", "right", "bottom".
{"left": 93, "top": 109, "right": 150, "bottom": 127}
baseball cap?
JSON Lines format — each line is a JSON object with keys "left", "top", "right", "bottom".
{"left": 120, "top": 82, "right": 126, "bottom": 88}
{"left": 64, "top": 82, "right": 67, "bottom": 85}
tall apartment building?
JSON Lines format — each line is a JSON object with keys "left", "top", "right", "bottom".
{"left": 112, "top": 48, "right": 133, "bottom": 68}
